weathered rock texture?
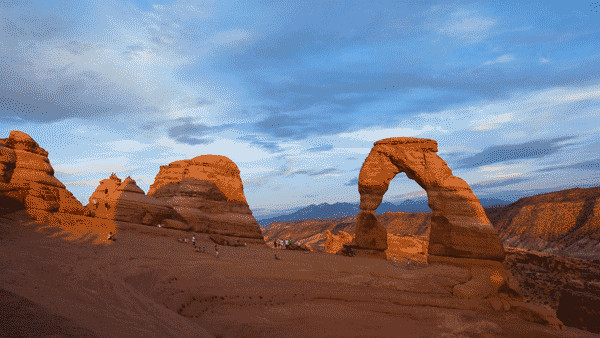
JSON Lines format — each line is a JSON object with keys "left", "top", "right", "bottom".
{"left": 557, "top": 280, "right": 600, "bottom": 333}
{"left": 487, "top": 187, "right": 600, "bottom": 258}
{"left": 0, "top": 131, "right": 88, "bottom": 217}
{"left": 87, "top": 174, "right": 177, "bottom": 226}
{"left": 148, "top": 155, "right": 264, "bottom": 241}
{"left": 504, "top": 247, "right": 600, "bottom": 312}
{"left": 353, "top": 137, "right": 504, "bottom": 261}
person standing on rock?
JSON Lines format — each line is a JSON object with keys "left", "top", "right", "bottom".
{"left": 215, "top": 245, "right": 219, "bottom": 259}
{"left": 192, "top": 235, "right": 196, "bottom": 248}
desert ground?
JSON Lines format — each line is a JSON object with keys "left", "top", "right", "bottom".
{"left": 1, "top": 211, "right": 595, "bottom": 337}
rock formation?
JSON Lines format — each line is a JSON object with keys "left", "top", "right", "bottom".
{"left": 148, "top": 155, "right": 264, "bottom": 242}
{"left": 87, "top": 174, "right": 177, "bottom": 226}
{"left": 0, "top": 131, "right": 88, "bottom": 218}
{"left": 324, "top": 230, "right": 353, "bottom": 254}
{"left": 486, "top": 187, "right": 600, "bottom": 257}
{"left": 351, "top": 137, "right": 505, "bottom": 261}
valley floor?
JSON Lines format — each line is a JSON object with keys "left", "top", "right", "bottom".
{"left": 0, "top": 211, "right": 595, "bottom": 337}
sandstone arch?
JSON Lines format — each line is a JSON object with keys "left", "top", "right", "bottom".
{"left": 352, "top": 137, "right": 505, "bottom": 261}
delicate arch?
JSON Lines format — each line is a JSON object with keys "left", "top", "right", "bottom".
{"left": 353, "top": 137, "right": 505, "bottom": 261}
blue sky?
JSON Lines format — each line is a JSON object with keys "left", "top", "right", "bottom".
{"left": 1, "top": 0, "right": 599, "bottom": 218}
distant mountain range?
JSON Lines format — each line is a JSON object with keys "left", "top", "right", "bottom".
{"left": 257, "top": 197, "right": 509, "bottom": 227}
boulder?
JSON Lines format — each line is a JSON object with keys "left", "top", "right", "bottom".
{"left": 353, "top": 137, "right": 504, "bottom": 260}
{"left": 324, "top": 230, "right": 353, "bottom": 254}
{"left": 148, "top": 155, "right": 264, "bottom": 242}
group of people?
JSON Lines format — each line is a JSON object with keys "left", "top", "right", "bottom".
{"left": 391, "top": 256, "right": 412, "bottom": 269}
{"left": 177, "top": 234, "right": 220, "bottom": 258}
{"left": 273, "top": 239, "right": 293, "bottom": 249}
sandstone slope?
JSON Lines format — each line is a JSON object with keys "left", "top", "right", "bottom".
{"left": 2, "top": 213, "right": 590, "bottom": 337}
{"left": 487, "top": 187, "right": 600, "bottom": 258}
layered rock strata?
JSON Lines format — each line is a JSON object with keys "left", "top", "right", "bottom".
{"left": 148, "top": 155, "right": 264, "bottom": 242}
{"left": 0, "top": 131, "right": 88, "bottom": 217}
{"left": 351, "top": 137, "right": 505, "bottom": 261}
{"left": 487, "top": 187, "right": 600, "bottom": 257}
{"left": 87, "top": 174, "right": 177, "bottom": 226}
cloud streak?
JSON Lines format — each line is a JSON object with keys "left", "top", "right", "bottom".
{"left": 459, "top": 136, "right": 576, "bottom": 169}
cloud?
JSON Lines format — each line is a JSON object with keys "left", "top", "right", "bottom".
{"left": 438, "top": 9, "right": 496, "bottom": 43}
{"left": 458, "top": 136, "right": 576, "bottom": 169}
{"left": 484, "top": 54, "right": 515, "bottom": 65}
{"left": 168, "top": 120, "right": 213, "bottom": 145}
{"left": 472, "top": 112, "right": 514, "bottom": 131}
{"left": 345, "top": 177, "right": 359, "bottom": 186}
{"left": 470, "top": 176, "right": 530, "bottom": 190}
{"left": 539, "top": 57, "right": 551, "bottom": 64}
{"left": 105, "top": 140, "right": 153, "bottom": 152}
{"left": 174, "top": 136, "right": 213, "bottom": 145}
{"left": 307, "top": 144, "right": 334, "bottom": 152}
{"left": 238, "top": 135, "right": 283, "bottom": 153}
{"left": 252, "top": 111, "right": 340, "bottom": 140}
{"left": 338, "top": 125, "right": 446, "bottom": 141}
{"left": 53, "top": 156, "right": 137, "bottom": 176}
{"left": 288, "top": 167, "right": 339, "bottom": 177}
{"left": 62, "top": 179, "right": 102, "bottom": 187}
{"left": 537, "top": 158, "right": 600, "bottom": 172}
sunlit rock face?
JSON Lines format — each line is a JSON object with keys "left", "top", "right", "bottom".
{"left": 353, "top": 137, "right": 505, "bottom": 261}
{"left": 148, "top": 155, "right": 264, "bottom": 242}
{"left": 0, "top": 131, "right": 88, "bottom": 217}
{"left": 487, "top": 186, "right": 600, "bottom": 257}
{"left": 87, "top": 174, "right": 177, "bottom": 226}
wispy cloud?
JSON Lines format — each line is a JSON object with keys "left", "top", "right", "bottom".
{"left": 470, "top": 176, "right": 529, "bottom": 189}
{"left": 458, "top": 136, "right": 576, "bottom": 169}
{"left": 168, "top": 120, "right": 213, "bottom": 145}
{"left": 54, "top": 156, "right": 137, "bottom": 176}
{"left": 105, "top": 140, "right": 153, "bottom": 153}
{"left": 288, "top": 167, "right": 340, "bottom": 177}
{"left": 472, "top": 112, "right": 514, "bottom": 131}
{"left": 238, "top": 135, "right": 284, "bottom": 153}
{"left": 537, "top": 158, "right": 600, "bottom": 172}
{"left": 484, "top": 54, "right": 515, "bottom": 65}
{"left": 539, "top": 57, "right": 551, "bottom": 64}
{"left": 338, "top": 125, "right": 447, "bottom": 142}
{"left": 62, "top": 179, "right": 103, "bottom": 187}
{"left": 438, "top": 9, "right": 496, "bottom": 43}
{"left": 307, "top": 144, "right": 334, "bottom": 152}
{"left": 345, "top": 177, "right": 359, "bottom": 186}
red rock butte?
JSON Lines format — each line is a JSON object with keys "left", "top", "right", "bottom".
{"left": 147, "top": 155, "right": 264, "bottom": 242}
{"left": 351, "top": 136, "right": 505, "bottom": 261}
{"left": 0, "top": 131, "right": 89, "bottom": 218}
